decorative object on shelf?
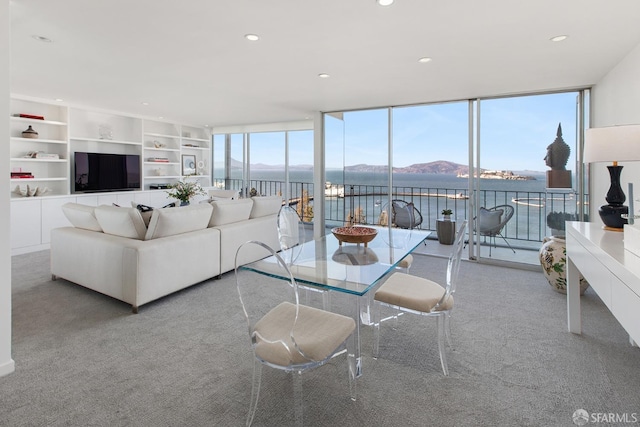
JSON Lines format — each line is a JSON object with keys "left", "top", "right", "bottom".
{"left": 154, "top": 168, "right": 166, "bottom": 176}
{"left": 165, "top": 180, "right": 205, "bottom": 205}
{"left": 11, "top": 171, "right": 34, "bottom": 179}
{"left": 181, "top": 154, "right": 196, "bottom": 176}
{"left": 98, "top": 124, "right": 113, "bottom": 140}
{"left": 13, "top": 184, "right": 51, "bottom": 197}
{"left": 539, "top": 235, "right": 589, "bottom": 295}
{"left": 21, "top": 125, "right": 39, "bottom": 139}
{"left": 23, "top": 151, "right": 60, "bottom": 159}
{"left": 16, "top": 113, "right": 44, "bottom": 120}
{"left": 441, "top": 209, "right": 453, "bottom": 221}
{"left": 584, "top": 124, "right": 640, "bottom": 230}
{"left": 153, "top": 140, "right": 166, "bottom": 149}
{"left": 331, "top": 226, "right": 378, "bottom": 247}
{"left": 197, "top": 160, "right": 206, "bottom": 175}
{"left": 544, "top": 123, "right": 572, "bottom": 188}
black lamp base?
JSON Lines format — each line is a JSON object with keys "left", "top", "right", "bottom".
{"left": 599, "top": 204, "right": 628, "bottom": 229}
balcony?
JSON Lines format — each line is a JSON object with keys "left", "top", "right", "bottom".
{"left": 218, "top": 178, "right": 587, "bottom": 265}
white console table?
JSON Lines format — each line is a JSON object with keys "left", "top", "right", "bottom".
{"left": 566, "top": 221, "right": 640, "bottom": 345}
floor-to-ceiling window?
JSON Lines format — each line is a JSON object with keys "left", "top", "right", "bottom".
{"left": 322, "top": 89, "right": 589, "bottom": 266}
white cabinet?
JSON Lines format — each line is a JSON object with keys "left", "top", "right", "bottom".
{"left": 9, "top": 97, "right": 69, "bottom": 196}
{"left": 10, "top": 199, "right": 42, "bottom": 252}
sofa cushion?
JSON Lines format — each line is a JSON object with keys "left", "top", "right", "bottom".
{"left": 249, "top": 195, "right": 283, "bottom": 219}
{"left": 61, "top": 203, "right": 103, "bottom": 232}
{"left": 145, "top": 203, "right": 213, "bottom": 240}
{"left": 208, "top": 199, "right": 253, "bottom": 227}
{"left": 94, "top": 205, "right": 147, "bottom": 240}
{"left": 208, "top": 189, "right": 240, "bottom": 200}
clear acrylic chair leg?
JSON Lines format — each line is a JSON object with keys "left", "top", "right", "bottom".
{"left": 293, "top": 371, "right": 303, "bottom": 427}
{"left": 436, "top": 314, "right": 449, "bottom": 376}
{"left": 345, "top": 332, "right": 357, "bottom": 401}
{"left": 444, "top": 311, "right": 453, "bottom": 348}
{"left": 247, "top": 359, "right": 262, "bottom": 426}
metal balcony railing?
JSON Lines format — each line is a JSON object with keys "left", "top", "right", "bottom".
{"left": 215, "top": 178, "right": 587, "bottom": 244}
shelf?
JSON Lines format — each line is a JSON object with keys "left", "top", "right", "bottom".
{"left": 181, "top": 145, "right": 209, "bottom": 150}
{"left": 11, "top": 177, "right": 67, "bottom": 182}
{"left": 144, "top": 162, "right": 179, "bottom": 165}
{"left": 182, "top": 137, "right": 210, "bottom": 143}
{"left": 10, "top": 116, "right": 67, "bottom": 126}
{"left": 70, "top": 137, "right": 142, "bottom": 146}
{"left": 10, "top": 158, "right": 67, "bottom": 163}
{"left": 145, "top": 132, "right": 179, "bottom": 139}
{"left": 144, "top": 175, "right": 181, "bottom": 180}
{"left": 10, "top": 137, "right": 67, "bottom": 144}
{"left": 144, "top": 147, "right": 180, "bottom": 152}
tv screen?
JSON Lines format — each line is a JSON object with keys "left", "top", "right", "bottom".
{"left": 74, "top": 152, "right": 141, "bottom": 192}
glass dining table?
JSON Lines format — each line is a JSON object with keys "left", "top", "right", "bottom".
{"left": 240, "top": 225, "right": 431, "bottom": 377}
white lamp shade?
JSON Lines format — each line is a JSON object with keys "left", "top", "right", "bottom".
{"left": 584, "top": 124, "right": 640, "bottom": 163}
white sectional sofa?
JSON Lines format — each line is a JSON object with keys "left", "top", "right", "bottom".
{"left": 50, "top": 196, "right": 282, "bottom": 313}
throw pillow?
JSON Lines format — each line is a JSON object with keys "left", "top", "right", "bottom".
{"left": 478, "top": 208, "right": 503, "bottom": 233}
{"left": 94, "top": 205, "right": 147, "bottom": 240}
{"left": 392, "top": 201, "right": 416, "bottom": 229}
{"left": 131, "top": 203, "right": 154, "bottom": 227}
{"left": 61, "top": 203, "right": 103, "bottom": 232}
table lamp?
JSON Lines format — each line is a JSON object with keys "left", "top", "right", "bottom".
{"left": 584, "top": 124, "right": 640, "bottom": 230}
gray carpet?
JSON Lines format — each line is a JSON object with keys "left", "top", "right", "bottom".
{"left": 3, "top": 250, "right": 640, "bottom": 427}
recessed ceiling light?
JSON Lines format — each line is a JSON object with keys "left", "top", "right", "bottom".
{"left": 377, "top": 0, "right": 394, "bottom": 5}
{"left": 158, "top": 116, "right": 164, "bottom": 119}
{"left": 550, "top": 35, "right": 568, "bottom": 42}
{"left": 418, "top": 57, "right": 432, "bottom": 63}
{"left": 245, "top": 34, "right": 260, "bottom": 41}
{"left": 141, "top": 102, "right": 149, "bottom": 106}
{"left": 32, "top": 35, "right": 52, "bottom": 43}
{"left": 54, "top": 98, "right": 64, "bottom": 102}
{"left": 318, "top": 73, "right": 330, "bottom": 79}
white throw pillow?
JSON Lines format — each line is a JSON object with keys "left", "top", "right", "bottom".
{"left": 61, "top": 203, "right": 102, "bottom": 232}
{"left": 478, "top": 207, "right": 503, "bottom": 232}
{"left": 208, "top": 199, "right": 253, "bottom": 227}
{"left": 130, "top": 202, "right": 154, "bottom": 227}
{"left": 94, "top": 205, "right": 147, "bottom": 240}
{"left": 145, "top": 203, "right": 213, "bottom": 240}
{"left": 249, "top": 195, "right": 283, "bottom": 219}
{"left": 208, "top": 189, "right": 240, "bottom": 200}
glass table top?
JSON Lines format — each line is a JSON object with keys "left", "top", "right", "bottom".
{"left": 242, "top": 226, "right": 431, "bottom": 296}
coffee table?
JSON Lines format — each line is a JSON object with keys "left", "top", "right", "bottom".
{"left": 241, "top": 226, "right": 431, "bottom": 377}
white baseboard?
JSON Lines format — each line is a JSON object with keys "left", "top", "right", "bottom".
{"left": 0, "top": 358, "right": 15, "bottom": 377}
{"left": 11, "top": 243, "right": 50, "bottom": 256}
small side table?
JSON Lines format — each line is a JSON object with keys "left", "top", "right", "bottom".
{"left": 436, "top": 219, "right": 456, "bottom": 245}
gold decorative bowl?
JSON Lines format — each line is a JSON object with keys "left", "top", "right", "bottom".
{"left": 331, "top": 226, "right": 378, "bottom": 247}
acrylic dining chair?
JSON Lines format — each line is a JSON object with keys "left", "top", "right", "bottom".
{"left": 373, "top": 220, "right": 468, "bottom": 376}
{"left": 235, "top": 240, "right": 357, "bottom": 426}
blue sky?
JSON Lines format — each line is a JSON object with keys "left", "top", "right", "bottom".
{"left": 244, "top": 91, "right": 582, "bottom": 173}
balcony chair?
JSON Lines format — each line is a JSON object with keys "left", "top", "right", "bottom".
{"left": 373, "top": 220, "right": 468, "bottom": 376}
{"left": 476, "top": 204, "right": 516, "bottom": 256}
{"left": 235, "top": 241, "right": 357, "bottom": 426}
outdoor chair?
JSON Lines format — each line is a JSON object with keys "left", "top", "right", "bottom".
{"left": 373, "top": 220, "right": 467, "bottom": 376}
{"left": 476, "top": 204, "right": 516, "bottom": 256}
{"left": 235, "top": 241, "right": 357, "bottom": 426}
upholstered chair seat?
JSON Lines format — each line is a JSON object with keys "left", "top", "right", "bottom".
{"left": 374, "top": 273, "right": 453, "bottom": 313}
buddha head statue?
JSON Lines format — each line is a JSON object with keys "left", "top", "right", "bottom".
{"left": 544, "top": 123, "right": 571, "bottom": 171}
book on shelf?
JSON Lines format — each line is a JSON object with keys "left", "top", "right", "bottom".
{"left": 11, "top": 172, "right": 34, "bottom": 178}
{"left": 15, "top": 113, "right": 45, "bottom": 120}
{"left": 147, "top": 157, "right": 170, "bottom": 162}
{"left": 35, "top": 153, "right": 60, "bottom": 159}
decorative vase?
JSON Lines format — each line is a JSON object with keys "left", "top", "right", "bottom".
{"left": 180, "top": 200, "right": 190, "bottom": 206}
{"left": 539, "top": 236, "right": 589, "bottom": 295}
{"left": 22, "top": 125, "right": 38, "bottom": 139}
{"left": 443, "top": 214, "right": 451, "bottom": 221}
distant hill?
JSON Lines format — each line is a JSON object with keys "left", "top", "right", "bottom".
{"left": 345, "top": 160, "right": 471, "bottom": 175}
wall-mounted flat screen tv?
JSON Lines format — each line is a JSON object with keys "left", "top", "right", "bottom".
{"left": 74, "top": 152, "right": 141, "bottom": 192}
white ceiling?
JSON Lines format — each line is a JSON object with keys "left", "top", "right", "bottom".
{"left": 10, "top": 0, "right": 640, "bottom": 129}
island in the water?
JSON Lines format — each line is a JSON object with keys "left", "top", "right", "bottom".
{"left": 456, "top": 170, "right": 536, "bottom": 180}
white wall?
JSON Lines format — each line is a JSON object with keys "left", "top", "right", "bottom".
{"left": 590, "top": 41, "right": 640, "bottom": 223}
{"left": 1, "top": 0, "right": 16, "bottom": 377}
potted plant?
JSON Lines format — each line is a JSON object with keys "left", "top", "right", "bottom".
{"left": 166, "top": 180, "right": 206, "bottom": 206}
{"left": 441, "top": 209, "right": 453, "bottom": 220}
